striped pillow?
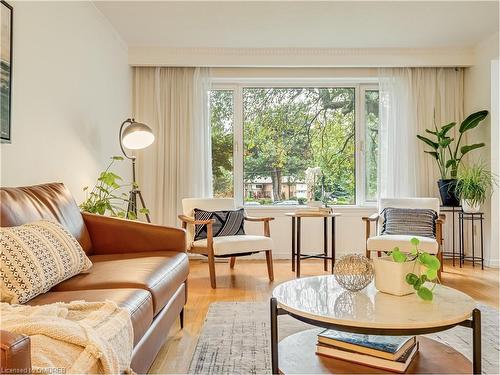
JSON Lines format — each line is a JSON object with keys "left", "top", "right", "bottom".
{"left": 194, "top": 208, "right": 245, "bottom": 241}
{"left": 0, "top": 220, "right": 92, "bottom": 304}
{"left": 381, "top": 208, "right": 437, "bottom": 238}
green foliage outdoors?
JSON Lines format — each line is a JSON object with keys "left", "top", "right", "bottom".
{"left": 391, "top": 237, "right": 441, "bottom": 301}
{"left": 210, "top": 88, "right": 379, "bottom": 204}
{"left": 210, "top": 90, "right": 234, "bottom": 197}
{"left": 1, "top": 60, "right": 11, "bottom": 137}
{"left": 455, "top": 163, "right": 497, "bottom": 206}
{"left": 417, "top": 110, "right": 488, "bottom": 179}
{"left": 80, "top": 156, "right": 149, "bottom": 220}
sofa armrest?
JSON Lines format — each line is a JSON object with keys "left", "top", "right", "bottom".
{"left": 82, "top": 212, "right": 186, "bottom": 255}
{"left": 0, "top": 330, "right": 31, "bottom": 372}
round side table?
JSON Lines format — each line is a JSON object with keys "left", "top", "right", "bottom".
{"left": 284, "top": 212, "right": 342, "bottom": 278}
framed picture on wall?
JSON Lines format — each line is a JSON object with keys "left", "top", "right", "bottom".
{"left": 1, "top": 0, "right": 13, "bottom": 143}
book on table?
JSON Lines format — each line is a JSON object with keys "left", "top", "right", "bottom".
{"left": 317, "top": 330, "right": 416, "bottom": 360}
{"left": 316, "top": 330, "right": 418, "bottom": 373}
{"left": 316, "top": 341, "right": 419, "bottom": 373}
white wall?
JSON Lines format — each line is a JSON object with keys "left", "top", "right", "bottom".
{"left": 464, "top": 32, "right": 500, "bottom": 267}
{"left": 0, "top": 2, "right": 131, "bottom": 203}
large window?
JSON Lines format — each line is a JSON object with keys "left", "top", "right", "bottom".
{"left": 210, "top": 83, "right": 379, "bottom": 206}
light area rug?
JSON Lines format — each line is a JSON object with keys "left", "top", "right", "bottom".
{"left": 189, "top": 302, "right": 499, "bottom": 374}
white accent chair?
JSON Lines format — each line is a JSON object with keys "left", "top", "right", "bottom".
{"left": 362, "top": 198, "right": 444, "bottom": 275}
{"left": 178, "top": 198, "right": 274, "bottom": 288}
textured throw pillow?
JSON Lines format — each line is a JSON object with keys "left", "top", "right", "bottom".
{"left": 194, "top": 208, "right": 245, "bottom": 241}
{"left": 381, "top": 207, "right": 437, "bottom": 238}
{"left": 0, "top": 220, "right": 93, "bottom": 304}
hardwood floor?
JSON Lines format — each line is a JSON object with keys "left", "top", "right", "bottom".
{"left": 149, "top": 259, "right": 499, "bottom": 374}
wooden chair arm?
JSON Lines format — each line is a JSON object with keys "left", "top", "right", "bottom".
{"left": 436, "top": 214, "right": 446, "bottom": 224}
{"left": 244, "top": 216, "right": 275, "bottom": 222}
{"left": 362, "top": 213, "right": 379, "bottom": 222}
{"left": 243, "top": 216, "right": 273, "bottom": 237}
{"left": 178, "top": 214, "right": 214, "bottom": 225}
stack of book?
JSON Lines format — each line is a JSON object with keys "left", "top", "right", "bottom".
{"left": 316, "top": 330, "right": 418, "bottom": 373}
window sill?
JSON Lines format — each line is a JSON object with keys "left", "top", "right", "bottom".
{"left": 244, "top": 204, "right": 377, "bottom": 212}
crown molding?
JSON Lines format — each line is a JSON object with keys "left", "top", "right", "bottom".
{"left": 129, "top": 47, "right": 474, "bottom": 67}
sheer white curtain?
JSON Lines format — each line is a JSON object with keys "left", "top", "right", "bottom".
{"left": 378, "top": 68, "right": 464, "bottom": 199}
{"left": 133, "top": 67, "right": 212, "bottom": 226}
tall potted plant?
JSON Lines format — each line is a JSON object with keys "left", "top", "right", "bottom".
{"left": 455, "top": 163, "right": 496, "bottom": 213}
{"left": 417, "top": 110, "right": 488, "bottom": 206}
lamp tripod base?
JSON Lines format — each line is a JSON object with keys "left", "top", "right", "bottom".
{"left": 127, "top": 188, "right": 151, "bottom": 223}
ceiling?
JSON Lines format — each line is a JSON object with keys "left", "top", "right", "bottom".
{"left": 95, "top": 1, "right": 499, "bottom": 49}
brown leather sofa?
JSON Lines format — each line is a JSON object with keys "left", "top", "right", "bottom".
{"left": 0, "top": 183, "right": 189, "bottom": 374}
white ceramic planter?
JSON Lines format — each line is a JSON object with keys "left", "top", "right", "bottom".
{"left": 461, "top": 199, "right": 481, "bottom": 213}
{"left": 373, "top": 257, "right": 417, "bottom": 296}
{"left": 307, "top": 201, "right": 323, "bottom": 207}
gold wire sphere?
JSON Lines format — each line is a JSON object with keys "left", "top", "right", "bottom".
{"left": 333, "top": 254, "right": 374, "bottom": 292}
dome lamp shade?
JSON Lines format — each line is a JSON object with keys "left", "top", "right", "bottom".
{"left": 121, "top": 121, "right": 155, "bottom": 150}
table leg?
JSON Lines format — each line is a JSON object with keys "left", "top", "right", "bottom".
{"left": 291, "top": 217, "right": 296, "bottom": 272}
{"left": 459, "top": 214, "right": 464, "bottom": 268}
{"left": 452, "top": 208, "right": 456, "bottom": 267}
{"left": 270, "top": 297, "right": 279, "bottom": 375}
{"left": 472, "top": 308, "right": 482, "bottom": 374}
{"left": 472, "top": 216, "right": 475, "bottom": 268}
{"left": 331, "top": 217, "right": 336, "bottom": 273}
{"left": 297, "top": 217, "right": 301, "bottom": 278}
{"left": 480, "top": 217, "right": 484, "bottom": 270}
{"left": 323, "top": 217, "right": 328, "bottom": 272}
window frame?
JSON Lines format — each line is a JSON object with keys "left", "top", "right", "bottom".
{"left": 360, "top": 84, "right": 380, "bottom": 204}
{"left": 210, "top": 79, "right": 379, "bottom": 208}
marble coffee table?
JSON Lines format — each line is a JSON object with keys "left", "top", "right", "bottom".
{"left": 270, "top": 275, "right": 481, "bottom": 374}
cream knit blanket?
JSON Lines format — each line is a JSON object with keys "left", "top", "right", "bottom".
{"left": 0, "top": 300, "right": 134, "bottom": 374}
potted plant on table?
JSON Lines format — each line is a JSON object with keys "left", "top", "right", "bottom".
{"left": 417, "top": 110, "right": 488, "bottom": 206}
{"left": 455, "top": 163, "right": 496, "bottom": 213}
{"left": 373, "top": 238, "right": 440, "bottom": 300}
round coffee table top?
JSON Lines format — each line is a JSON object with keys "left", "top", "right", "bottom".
{"left": 272, "top": 275, "right": 475, "bottom": 330}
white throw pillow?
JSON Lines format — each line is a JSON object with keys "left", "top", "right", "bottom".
{"left": 0, "top": 220, "right": 92, "bottom": 304}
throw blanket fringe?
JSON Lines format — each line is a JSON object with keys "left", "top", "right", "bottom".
{"left": 1, "top": 300, "right": 134, "bottom": 374}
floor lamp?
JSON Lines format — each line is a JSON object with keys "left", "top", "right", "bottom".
{"left": 119, "top": 118, "right": 154, "bottom": 223}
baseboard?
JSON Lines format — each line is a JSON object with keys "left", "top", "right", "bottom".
{"left": 484, "top": 259, "right": 500, "bottom": 268}
{"left": 188, "top": 253, "right": 292, "bottom": 261}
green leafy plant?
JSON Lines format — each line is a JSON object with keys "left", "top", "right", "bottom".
{"left": 80, "top": 156, "right": 149, "bottom": 220}
{"left": 391, "top": 238, "right": 441, "bottom": 301}
{"left": 417, "top": 110, "right": 488, "bottom": 179}
{"left": 455, "top": 163, "right": 496, "bottom": 206}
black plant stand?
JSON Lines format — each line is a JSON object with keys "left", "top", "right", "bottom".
{"left": 459, "top": 212, "right": 485, "bottom": 270}
{"left": 440, "top": 205, "right": 462, "bottom": 267}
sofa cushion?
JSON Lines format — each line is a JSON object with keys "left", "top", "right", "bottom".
{"left": 51, "top": 251, "right": 189, "bottom": 315}
{"left": 367, "top": 235, "right": 438, "bottom": 254}
{"left": 381, "top": 207, "right": 437, "bottom": 238}
{"left": 192, "top": 235, "right": 273, "bottom": 256}
{"left": 27, "top": 288, "right": 153, "bottom": 346}
{"left": 193, "top": 208, "right": 245, "bottom": 240}
{"left": 0, "top": 183, "right": 92, "bottom": 253}
{"left": 0, "top": 220, "right": 93, "bottom": 304}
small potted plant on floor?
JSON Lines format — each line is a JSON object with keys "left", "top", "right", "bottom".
{"left": 455, "top": 163, "right": 496, "bottom": 213}
{"left": 373, "top": 238, "right": 440, "bottom": 300}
